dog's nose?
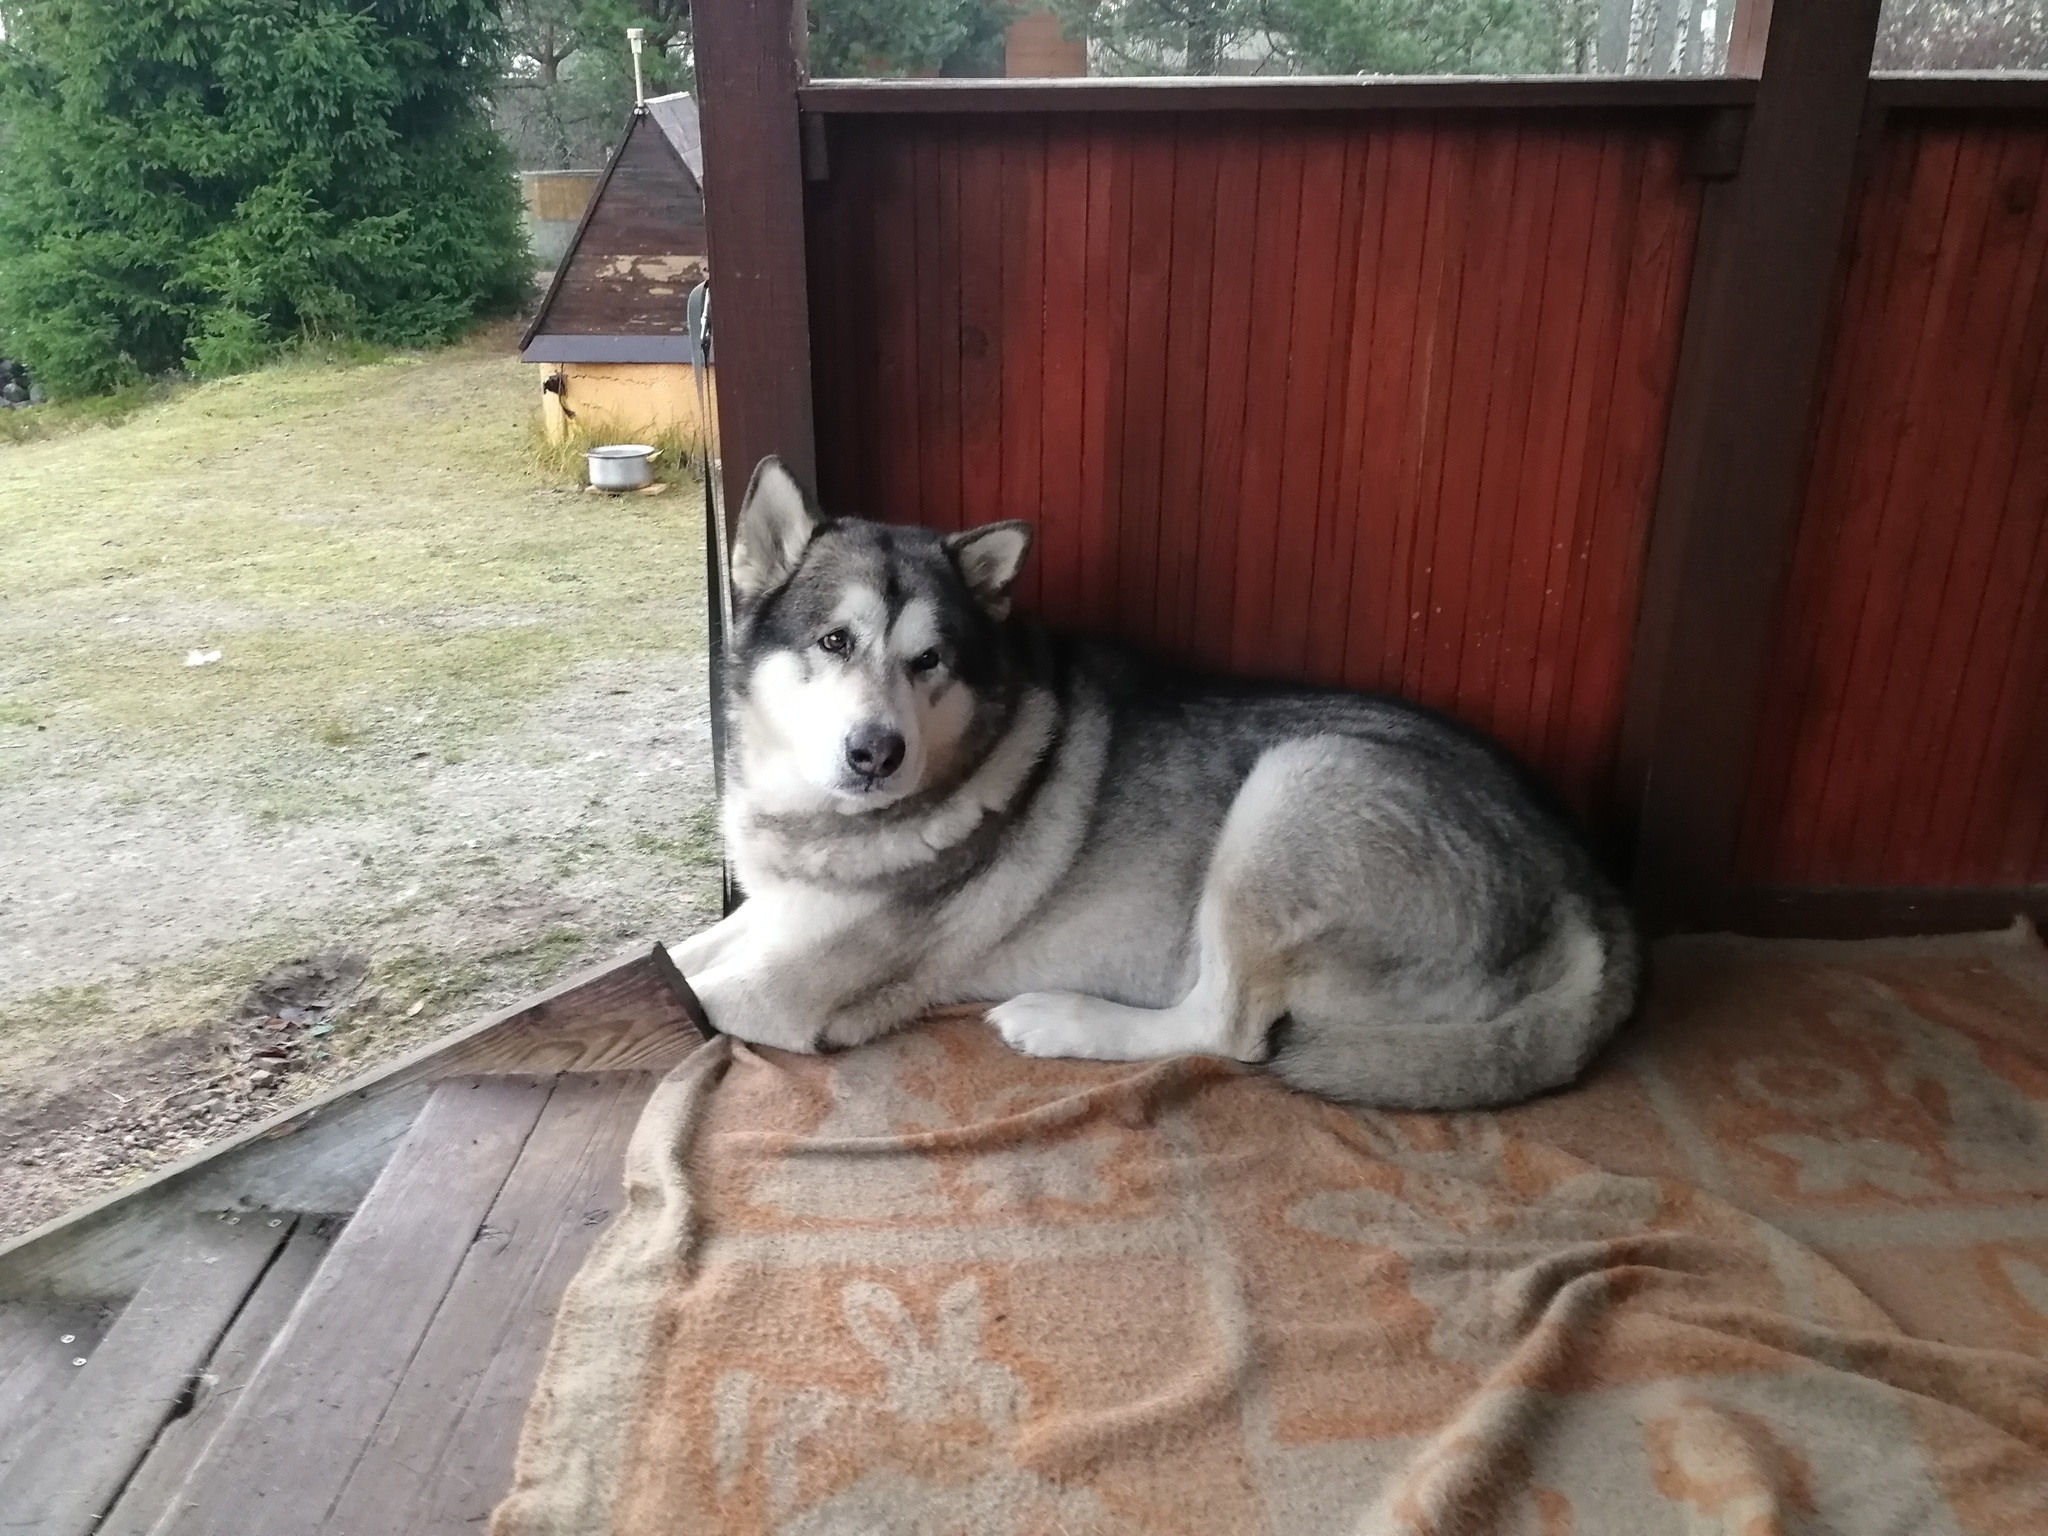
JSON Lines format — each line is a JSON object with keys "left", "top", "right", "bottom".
{"left": 845, "top": 727, "right": 906, "bottom": 779}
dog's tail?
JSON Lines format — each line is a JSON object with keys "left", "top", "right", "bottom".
{"left": 1267, "top": 891, "right": 1640, "bottom": 1112}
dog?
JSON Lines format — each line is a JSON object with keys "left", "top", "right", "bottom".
{"left": 669, "top": 457, "right": 1639, "bottom": 1110}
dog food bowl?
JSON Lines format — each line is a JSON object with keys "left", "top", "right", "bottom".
{"left": 586, "top": 444, "right": 660, "bottom": 491}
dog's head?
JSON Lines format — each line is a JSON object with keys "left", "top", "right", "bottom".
{"left": 726, "top": 457, "right": 1032, "bottom": 813}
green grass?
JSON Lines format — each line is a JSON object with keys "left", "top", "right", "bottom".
{"left": 0, "top": 326, "right": 721, "bottom": 1134}
{"left": 0, "top": 329, "right": 706, "bottom": 785}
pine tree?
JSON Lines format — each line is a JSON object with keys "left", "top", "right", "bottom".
{"left": 0, "top": 0, "right": 531, "bottom": 395}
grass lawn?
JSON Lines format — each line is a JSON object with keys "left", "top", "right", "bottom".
{"left": 0, "top": 327, "right": 720, "bottom": 1237}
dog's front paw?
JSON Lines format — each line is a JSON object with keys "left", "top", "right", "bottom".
{"left": 988, "top": 992, "right": 1112, "bottom": 1060}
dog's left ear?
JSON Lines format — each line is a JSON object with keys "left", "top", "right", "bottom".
{"left": 731, "top": 456, "right": 821, "bottom": 603}
{"left": 944, "top": 521, "right": 1033, "bottom": 619}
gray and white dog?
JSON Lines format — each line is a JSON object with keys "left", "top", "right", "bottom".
{"left": 670, "top": 458, "right": 1638, "bottom": 1109}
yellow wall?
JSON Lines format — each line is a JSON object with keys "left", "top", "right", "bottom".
{"left": 534, "top": 362, "right": 713, "bottom": 445}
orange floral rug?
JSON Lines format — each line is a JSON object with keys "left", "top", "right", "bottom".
{"left": 494, "top": 924, "right": 2048, "bottom": 1535}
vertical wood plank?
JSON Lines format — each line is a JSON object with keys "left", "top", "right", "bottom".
{"left": 1116, "top": 118, "right": 1177, "bottom": 643}
{"left": 1622, "top": 0, "right": 1884, "bottom": 925}
{"left": 1231, "top": 122, "right": 1308, "bottom": 675}
{"left": 1039, "top": 121, "right": 1089, "bottom": 625}
{"left": 1189, "top": 123, "right": 1263, "bottom": 675}
{"left": 958, "top": 121, "right": 1008, "bottom": 531}
{"left": 999, "top": 117, "right": 1048, "bottom": 613}
{"left": 696, "top": 0, "right": 815, "bottom": 517}
{"left": 1268, "top": 120, "right": 1352, "bottom": 679}
{"left": 1154, "top": 118, "right": 1221, "bottom": 657}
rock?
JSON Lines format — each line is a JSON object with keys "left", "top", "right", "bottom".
{"left": 249, "top": 1069, "right": 277, "bottom": 1088}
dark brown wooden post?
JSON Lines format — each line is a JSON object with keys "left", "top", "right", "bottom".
{"left": 1620, "top": 0, "right": 1884, "bottom": 930}
{"left": 694, "top": 0, "right": 818, "bottom": 518}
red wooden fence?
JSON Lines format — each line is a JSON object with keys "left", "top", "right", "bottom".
{"left": 807, "top": 111, "right": 1703, "bottom": 824}
{"left": 1738, "top": 116, "right": 2048, "bottom": 888}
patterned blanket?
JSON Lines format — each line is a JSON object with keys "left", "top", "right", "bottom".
{"left": 494, "top": 925, "right": 2048, "bottom": 1535}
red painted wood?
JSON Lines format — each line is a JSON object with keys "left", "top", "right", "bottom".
{"left": 1154, "top": 117, "right": 1222, "bottom": 659}
{"left": 999, "top": 120, "right": 1048, "bottom": 614}
{"left": 1737, "top": 121, "right": 2048, "bottom": 884}
{"left": 1229, "top": 123, "right": 1307, "bottom": 676}
{"left": 1040, "top": 121, "right": 1089, "bottom": 626}
{"left": 1190, "top": 125, "right": 1262, "bottom": 676}
{"left": 806, "top": 111, "right": 1705, "bottom": 824}
{"left": 1117, "top": 120, "right": 1176, "bottom": 645}
{"left": 959, "top": 124, "right": 1007, "bottom": 546}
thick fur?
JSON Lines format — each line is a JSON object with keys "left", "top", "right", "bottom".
{"left": 674, "top": 458, "right": 1640, "bottom": 1111}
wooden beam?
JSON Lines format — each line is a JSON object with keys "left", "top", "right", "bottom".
{"left": 1868, "top": 72, "right": 2048, "bottom": 111}
{"left": 695, "top": 0, "right": 818, "bottom": 517}
{"left": 1620, "top": 0, "right": 1885, "bottom": 932}
{"left": 1709, "top": 886, "right": 2048, "bottom": 940}
{"left": 799, "top": 75, "right": 1758, "bottom": 114}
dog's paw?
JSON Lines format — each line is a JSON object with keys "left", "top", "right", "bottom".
{"left": 988, "top": 992, "right": 1114, "bottom": 1060}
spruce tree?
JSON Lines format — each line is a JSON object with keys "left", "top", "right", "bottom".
{"left": 0, "top": 0, "right": 531, "bottom": 395}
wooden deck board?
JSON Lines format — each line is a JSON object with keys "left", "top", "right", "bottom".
{"left": 0, "top": 943, "right": 703, "bottom": 1304}
{"left": 150, "top": 1077, "right": 555, "bottom": 1536}
{"left": 0, "top": 1211, "right": 292, "bottom": 1535}
{"left": 0, "top": 1300, "right": 111, "bottom": 1484}
{"left": 326, "top": 1072, "right": 658, "bottom": 1533}
{"left": 98, "top": 1219, "right": 338, "bottom": 1536}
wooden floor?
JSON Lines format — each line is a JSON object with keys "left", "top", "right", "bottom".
{"left": 0, "top": 1071, "right": 656, "bottom": 1536}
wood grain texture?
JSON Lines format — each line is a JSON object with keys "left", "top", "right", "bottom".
{"left": 151, "top": 1079, "right": 554, "bottom": 1536}
{"left": 696, "top": 0, "right": 818, "bottom": 520}
{"left": 0, "top": 1301, "right": 111, "bottom": 1484}
{"left": 0, "top": 945, "right": 701, "bottom": 1302}
{"left": 535, "top": 113, "right": 707, "bottom": 339}
{"left": 99, "top": 1222, "right": 338, "bottom": 1536}
{"left": 0, "top": 1212, "right": 292, "bottom": 1536}
{"left": 800, "top": 77, "right": 1759, "bottom": 113}
{"left": 323, "top": 1074, "right": 657, "bottom": 1534}
{"left": 808, "top": 110, "right": 1703, "bottom": 827}
{"left": 1618, "top": 0, "right": 1883, "bottom": 924}
{"left": 1735, "top": 121, "right": 2048, "bottom": 887}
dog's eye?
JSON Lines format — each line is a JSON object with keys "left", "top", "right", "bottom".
{"left": 817, "top": 628, "right": 852, "bottom": 656}
{"left": 908, "top": 649, "right": 941, "bottom": 675}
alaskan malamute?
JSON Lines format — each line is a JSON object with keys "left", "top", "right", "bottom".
{"left": 671, "top": 458, "right": 1638, "bottom": 1109}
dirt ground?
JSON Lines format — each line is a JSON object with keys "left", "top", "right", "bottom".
{"left": 0, "top": 328, "right": 721, "bottom": 1240}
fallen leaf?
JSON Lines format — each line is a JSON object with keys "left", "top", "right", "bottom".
{"left": 405, "top": 999, "right": 424, "bottom": 1018}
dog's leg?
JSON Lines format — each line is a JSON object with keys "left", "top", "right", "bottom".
{"left": 668, "top": 903, "right": 756, "bottom": 976}
{"left": 684, "top": 887, "right": 931, "bottom": 1052}
{"left": 991, "top": 739, "right": 1361, "bottom": 1068}
{"left": 987, "top": 885, "right": 1283, "bottom": 1064}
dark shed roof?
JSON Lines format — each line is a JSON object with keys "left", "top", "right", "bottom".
{"left": 519, "top": 93, "right": 707, "bottom": 364}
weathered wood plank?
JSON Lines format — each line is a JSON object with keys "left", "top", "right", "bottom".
{"left": 97, "top": 1221, "right": 337, "bottom": 1536}
{"left": 0, "top": 1212, "right": 292, "bottom": 1535}
{"left": 325, "top": 1073, "right": 657, "bottom": 1534}
{"left": 150, "top": 1078, "right": 554, "bottom": 1536}
{"left": 0, "top": 1301, "right": 110, "bottom": 1483}
{"left": 0, "top": 944, "right": 702, "bottom": 1302}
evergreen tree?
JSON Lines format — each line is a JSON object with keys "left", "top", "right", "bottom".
{"left": 0, "top": 0, "right": 531, "bottom": 396}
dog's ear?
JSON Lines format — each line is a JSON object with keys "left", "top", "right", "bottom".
{"left": 731, "top": 457, "right": 820, "bottom": 602}
{"left": 944, "top": 521, "right": 1033, "bottom": 619}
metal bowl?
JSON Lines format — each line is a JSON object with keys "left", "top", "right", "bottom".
{"left": 586, "top": 444, "right": 660, "bottom": 491}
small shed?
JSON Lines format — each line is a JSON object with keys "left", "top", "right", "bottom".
{"left": 520, "top": 91, "right": 709, "bottom": 444}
